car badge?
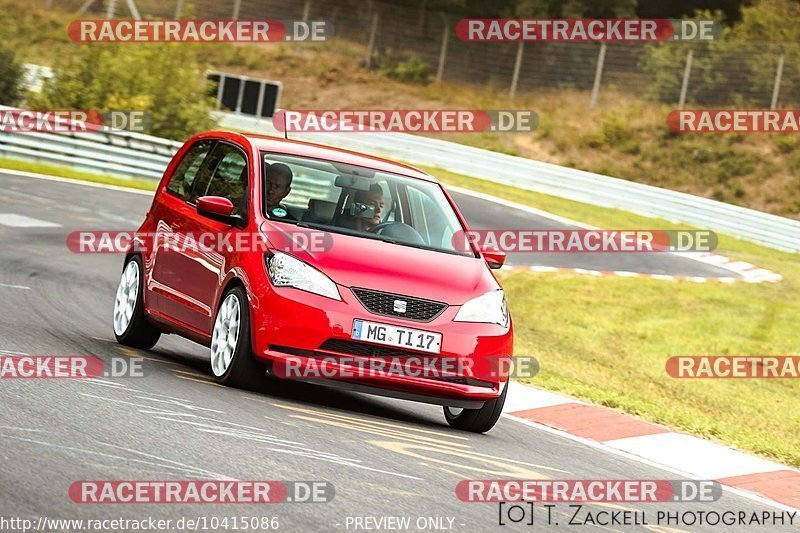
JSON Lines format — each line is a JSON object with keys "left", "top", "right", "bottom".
{"left": 393, "top": 300, "right": 407, "bottom": 313}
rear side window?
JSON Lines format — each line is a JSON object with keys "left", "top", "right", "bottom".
{"left": 166, "top": 140, "right": 214, "bottom": 200}
{"left": 187, "top": 143, "right": 249, "bottom": 215}
{"left": 204, "top": 148, "right": 248, "bottom": 210}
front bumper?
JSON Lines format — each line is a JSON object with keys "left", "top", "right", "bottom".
{"left": 250, "top": 284, "right": 513, "bottom": 403}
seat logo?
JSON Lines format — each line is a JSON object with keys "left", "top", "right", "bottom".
{"left": 393, "top": 300, "right": 407, "bottom": 313}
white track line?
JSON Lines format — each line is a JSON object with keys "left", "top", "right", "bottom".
{"left": 0, "top": 213, "right": 60, "bottom": 228}
{"left": 0, "top": 282, "right": 31, "bottom": 290}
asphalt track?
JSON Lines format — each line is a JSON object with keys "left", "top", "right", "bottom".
{"left": 0, "top": 170, "right": 782, "bottom": 532}
{"left": 449, "top": 188, "right": 740, "bottom": 278}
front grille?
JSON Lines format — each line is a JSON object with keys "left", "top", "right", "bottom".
{"left": 351, "top": 288, "right": 447, "bottom": 322}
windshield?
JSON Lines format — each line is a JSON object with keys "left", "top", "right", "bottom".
{"left": 261, "top": 152, "right": 474, "bottom": 257}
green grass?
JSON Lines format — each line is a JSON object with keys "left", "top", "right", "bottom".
{"left": 0, "top": 158, "right": 157, "bottom": 191}
{"left": 5, "top": 157, "right": 798, "bottom": 467}
{"left": 426, "top": 165, "right": 800, "bottom": 468}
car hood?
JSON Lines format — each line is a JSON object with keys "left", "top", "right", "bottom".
{"left": 261, "top": 221, "right": 499, "bottom": 305}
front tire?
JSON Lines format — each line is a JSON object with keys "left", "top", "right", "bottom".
{"left": 113, "top": 255, "right": 161, "bottom": 350}
{"left": 210, "top": 286, "right": 265, "bottom": 390}
{"left": 443, "top": 382, "right": 508, "bottom": 433}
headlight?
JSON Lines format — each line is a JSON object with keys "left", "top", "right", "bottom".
{"left": 454, "top": 290, "right": 509, "bottom": 327}
{"left": 267, "top": 252, "right": 341, "bottom": 301}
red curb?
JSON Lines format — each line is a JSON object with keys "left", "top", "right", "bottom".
{"left": 718, "top": 470, "right": 800, "bottom": 509}
{"left": 511, "top": 403, "right": 670, "bottom": 442}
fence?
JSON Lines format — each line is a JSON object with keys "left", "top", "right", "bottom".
{"left": 42, "top": 0, "right": 800, "bottom": 108}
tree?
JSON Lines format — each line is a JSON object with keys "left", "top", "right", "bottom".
{"left": 0, "top": 43, "right": 23, "bottom": 106}
{"left": 28, "top": 43, "right": 217, "bottom": 140}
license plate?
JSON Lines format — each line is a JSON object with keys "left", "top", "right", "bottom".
{"left": 352, "top": 320, "right": 442, "bottom": 354}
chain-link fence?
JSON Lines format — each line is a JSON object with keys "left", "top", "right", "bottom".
{"left": 49, "top": 0, "right": 800, "bottom": 108}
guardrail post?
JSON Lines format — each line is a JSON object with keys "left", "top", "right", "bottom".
{"left": 509, "top": 41, "right": 524, "bottom": 100}
{"left": 232, "top": 0, "right": 241, "bottom": 20}
{"left": 678, "top": 49, "right": 693, "bottom": 110}
{"left": 770, "top": 53, "right": 785, "bottom": 110}
{"left": 174, "top": 0, "right": 184, "bottom": 18}
{"left": 435, "top": 15, "right": 449, "bottom": 84}
{"left": 364, "top": 10, "right": 379, "bottom": 68}
{"left": 590, "top": 43, "right": 607, "bottom": 109}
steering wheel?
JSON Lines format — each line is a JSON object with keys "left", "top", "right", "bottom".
{"left": 368, "top": 221, "right": 426, "bottom": 245}
{"left": 368, "top": 221, "right": 397, "bottom": 234}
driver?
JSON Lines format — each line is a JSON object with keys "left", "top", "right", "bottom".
{"left": 265, "top": 163, "right": 294, "bottom": 219}
{"left": 353, "top": 184, "right": 385, "bottom": 232}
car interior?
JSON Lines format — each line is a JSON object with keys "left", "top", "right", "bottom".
{"left": 262, "top": 153, "right": 464, "bottom": 254}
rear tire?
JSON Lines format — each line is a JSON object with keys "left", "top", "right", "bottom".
{"left": 210, "top": 286, "right": 265, "bottom": 390}
{"left": 113, "top": 255, "right": 161, "bottom": 350}
{"left": 443, "top": 382, "right": 507, "bottom": 433}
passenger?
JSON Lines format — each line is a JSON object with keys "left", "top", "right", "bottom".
{"left": 265, "top": 163, "right": 294, "bottom": 219}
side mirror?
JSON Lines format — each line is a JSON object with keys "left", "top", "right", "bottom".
{"left": 196, "top": 196, "right": 241, "bottom": 225}
{"left": 482, "top": 249, "right": 506, "bottom": 270}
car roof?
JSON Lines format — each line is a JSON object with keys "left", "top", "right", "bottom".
{"left": 205, "top": 130, "right": 437, "bottom": 182}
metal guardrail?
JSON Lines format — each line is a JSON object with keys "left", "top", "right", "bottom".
{"left": 0, "top": 106, "right": 181, "bottom": 180}
{"left": 1, "top": 107, "right": 798, "bottom": 253}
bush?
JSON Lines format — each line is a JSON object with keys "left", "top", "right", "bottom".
{"left": 27, "top": 43, "right": 217, "bottom": 140}
{"left": 0, "top": 43, "right": 23, "bottom": 106}
{"left": 581, "top": 113, "right": 636, "bottom": 150}
{"left": 378, "top": 50, "right": 431, "bottom": 85}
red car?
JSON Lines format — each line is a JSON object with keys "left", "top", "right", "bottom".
{"left": 112, "top": 131, "right": 513, "bottom": 432}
